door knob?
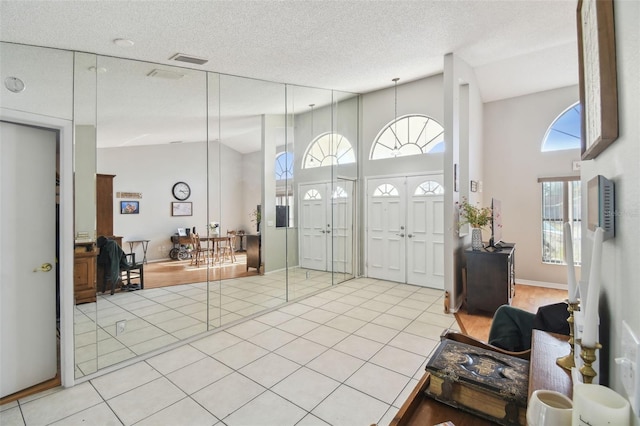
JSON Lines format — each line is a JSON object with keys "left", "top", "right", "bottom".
{"left": 407, "top": 234, "right": 414, "bottom": 238}
{"left": 396, "top": 233, "right": 405, "bottom": 237}
{"left": 33, "top": 263, "right": 53, "bottom": 272}
{"left": 326, "top": 230, "right": 331, "bottom": 233}
{"left": 320, "top": 230, "right": 326, "bottom": 233}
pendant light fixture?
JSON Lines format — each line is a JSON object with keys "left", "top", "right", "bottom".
{"left": 392, "top": 78, "right": 400, "bottom": 157}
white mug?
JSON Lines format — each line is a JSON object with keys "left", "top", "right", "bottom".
{"left": 527, "top": 389, "right": 573, "bottom": 426}
{"left": 572, "top": 383, "right": 630, "bottom": 426}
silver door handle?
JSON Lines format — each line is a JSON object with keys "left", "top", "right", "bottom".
{"left": 396, "top": 233, "right": 405, "bottom": 237}
{"left": 407, "top": 234, "right": 413, "bottom": 238}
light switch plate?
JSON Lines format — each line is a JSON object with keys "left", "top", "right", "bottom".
{"left": 619, "top": 320, "right": 640, "bottom": 416}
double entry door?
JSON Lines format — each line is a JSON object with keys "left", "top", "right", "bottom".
{"left": 367, "top": 175, "right": 444, "bottom": 288}
{"left": 299, "top": 180, "right": 354, "bottom": 274}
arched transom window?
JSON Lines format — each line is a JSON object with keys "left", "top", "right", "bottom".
{"left": 541, "top": 103, "right": 581, "bottom": 152}
{"left": 370, "top": 114, "right": 444, "bottom": 160}
{"left": 373, "top": 184, "right": 399, "bottom": 197}
{"left": 414, "top": 180, "right": 444, "bottom": 195}
{"left": 303, "top": 189, "right": 322, "bottom": 200}
{"left": 332, "top": 186, "right": 348, "bottom": 199}
{"left": 303, "top": 133, "right": 355, "bottom": 169}
{"left": 275, "top": 151, "right": 293, "bottom": 180}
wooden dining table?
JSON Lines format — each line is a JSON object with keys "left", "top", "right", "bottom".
{"left": 199, "top": 235, "right": 235, "bottom": 263}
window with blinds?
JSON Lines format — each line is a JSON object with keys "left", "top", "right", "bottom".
{"left": 540, "top": 178, "right": 581, "bottom": 264}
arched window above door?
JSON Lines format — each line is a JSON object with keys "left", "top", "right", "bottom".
{"left": 414, "top": 180, "right": 444, "bottom": 195}
{"left": 275, "top": 151, "right": 293, "bottom": 180}
{"left": 373, "top": 184, "right": 399, "bottom": 197}
{"left": 370, "top": 114, "right": 444, "bottom": 160}
{"left": 303, "top": 189, "right": 322, "bottom": 200}
{"left": 541, "top": 103, "right": 581, "bottom": 152}
{"left": 302, "top": 133, "right": 355, "bottom": 169}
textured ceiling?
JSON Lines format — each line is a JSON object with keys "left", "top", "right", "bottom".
{"left": 0, "top": 0, "right": 579, "bottom": 101}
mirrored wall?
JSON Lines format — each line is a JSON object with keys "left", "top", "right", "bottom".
{"left": 67, "top": 52, "right": 359, "bottom": 378}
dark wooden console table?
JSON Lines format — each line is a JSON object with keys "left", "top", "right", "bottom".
{"left": 391, "top": 330, "right": 571, "bottom": 425}
{"left": 466, "top": 244, "right": 516, "bottom": 315}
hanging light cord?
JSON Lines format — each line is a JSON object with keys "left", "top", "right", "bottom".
{"left": 393, "top": 78, "right": 399, "bottom": 155}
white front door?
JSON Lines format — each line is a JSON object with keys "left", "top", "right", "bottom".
{"left": 299, "top": 184, "right": 327, "bottom": 270}
{"left": 331, "top": 180, "right": 354, "bottom": 274}
{"left": 366, "top": 177, "right": 406, "bottom": 283}
{"left": 407, "top": 175, "right": 445, "bottom": 288}
{"left": 367, "top": 174, "right": 444, "bottom": 288}
{"left": 1, "top": 121, "right": 58, "bottom": 398}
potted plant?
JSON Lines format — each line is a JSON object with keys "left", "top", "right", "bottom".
{"left": 249, "top": 208, "right": 261, "bottom": 233}
{"left": 457, "top": 197, "right": 492, "bottom": 250}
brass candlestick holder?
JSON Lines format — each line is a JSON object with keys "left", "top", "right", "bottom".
{"left": 556, "top": 299, "right": 580, "bottom": 370}
{"left": 578, "top": 339, "right": 602, "bottom": 384}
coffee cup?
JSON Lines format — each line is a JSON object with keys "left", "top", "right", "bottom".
{"left": 572, "top": 383, "right": 630, "bottom": 426}
{"left": 526, "top": 389, "right": 572, "bottom": 426}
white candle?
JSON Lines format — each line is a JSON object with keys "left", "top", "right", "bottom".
{"left": 564, "top": 222, "right": 578, "bottom": 303}
{"left": 581, "top": 227, "right": 604, "bottom": 347}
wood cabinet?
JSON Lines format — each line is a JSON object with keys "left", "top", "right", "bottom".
{"left": 74, "top": 245, "right": 97, "bottom": 304}
{"left": 97, "top": 173, "right": 115, "bottom": 238}
{"left": 246, "top": 234, "right": 261, "bottom": 273}
{"left": 465, "top": 245, "right": 515, "bottom": 315}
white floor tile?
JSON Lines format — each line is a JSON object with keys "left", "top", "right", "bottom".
{"left": 295, "top": 413, "right": 331, "bottom": 426}
{"left": 191, "top": 372, "right": 265, "bottom": 420}
{"left": 20, "top": 383, "right": 104, "bottom": 426}
{"left": 333, "top": 334, "right": 384, "bottom": 361}
{"left": 325, "top": 315, "right": 366, "bottom": 334}
{"left": 300, "top": 308, "right": 339, "bottom": 324}
{"left": 277, "top": 317, "right": 320, "bottom": 336}
{"left": 369, "top": 345, "right": 426, "bottom": 377}
{"left": 166, "top": 356, "right": 233, "bottom": 394}
{"left": 211, "top": 340, "right": 269, "bottom": 370}
{"left": 48, "top": 402, "right": 121, "bottom": 426}
{"left": 254, "top": 310, "right": 295, "bottom": 326}
{"left": 146, "top": 344, "right": 207, "bottom": 375}
{"left": 274, "top": 337, "right": 328, "bottom": 365}
{"left": 248, "top": 327, "right": 297, "bottom": 351}
{"left": 188, "top": 331, "right": 242, "bottom": 355}
{"left": 302, "top": 325, "right": 349, "bottom": 347}
{"left": 239, "top": 353, "right": 300, "bottom": 388}
{"left": 345, "top": 362, "right": 411, "bottom": 404}
{"left": 0, "top": 406, "right": 25, "bottom": 426}
{"left": 107, "top": 377, "right": 186, "bottom": 425}
{"left": 134, "top": 397, "right": 218, "bottom": 426}
{"left": 91, "top": 362, "right": 161, "bottom": 400}
{"left": 354, "top": 322, "right": 399, "bottom": 344}
{"left": 306, "top": 349, "right": 365, "bottom": 382}
{"left": 387, "top": 331, "right": 439, "bottom": 356}
{"left": 311, "top": 385, "right": 390, "bottom": 426}
{"left": 271, "top": 367, "right": 340, "bottom": 411}
{"left": 223, "top": 391, "right": 306, "bottom": 426}
{"left": 225, "top": 319, "right": 272, "bottom": 340}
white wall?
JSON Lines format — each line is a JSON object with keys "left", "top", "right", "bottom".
{"left": 581, "top": 0, "right": 639, "bottom": 409}
{"left": 484, "top": 85, "right": 581, "bottom": 285}
{"left": 98, "top": 141, "right": 246, "bottom": 261}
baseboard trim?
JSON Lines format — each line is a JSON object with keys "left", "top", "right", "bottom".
{"left": 516, "top": 279, "right": 568, "bottom": 291}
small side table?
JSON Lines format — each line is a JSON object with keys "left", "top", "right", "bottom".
{"left": 125, "top": 239, "right": 150, "bottom": 264}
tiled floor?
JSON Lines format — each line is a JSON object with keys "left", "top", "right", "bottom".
{"left": 2, "top": 277, "right": 458, "bottom": 426}
{"left": 75, "top": 268, "right": 335, "bottom": 376}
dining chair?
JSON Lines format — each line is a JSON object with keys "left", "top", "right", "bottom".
{"left": 190, "top": 233, "right": 212, "bottom": 266}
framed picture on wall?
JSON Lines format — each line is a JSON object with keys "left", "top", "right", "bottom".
{"left": 120, "top": 201, "right": 139, "bottom": 214}
{"left": 577, "top": 0, "right": 618, "bottom": 160}
{"left": 172, "top": 202, "right": 192, "bottom": 217}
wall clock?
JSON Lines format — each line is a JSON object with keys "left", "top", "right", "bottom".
{"left": 172, "top": 181, "right": 191, "bottom": 200}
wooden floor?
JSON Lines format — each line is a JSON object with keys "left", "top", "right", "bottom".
{"left": 455, "top": 284, "right": 567, "bottom": 342}
{"left": 141, "top": 253, "right": 260, "bottom": 289}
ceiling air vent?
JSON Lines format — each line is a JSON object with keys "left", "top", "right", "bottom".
{"left": 169, "top": 53, "right": 208, "bottom": 65}
{"left": 147, "top": 69, "right": 185, "bottom": 80}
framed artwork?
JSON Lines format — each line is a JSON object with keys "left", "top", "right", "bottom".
{"left": 470, "top": 180, "right": 478, "bottom": 193}
{"left": 120, "top": 200, "right": 139, "bottom": 214}
{"left": 177, "top": 228, "right": 187, "bottom": 237}
{"left": 577, "top": 0, "right": 618, "bottom": 160}
{"left": 172, "top": 202, "right": 192, "bottom": 216}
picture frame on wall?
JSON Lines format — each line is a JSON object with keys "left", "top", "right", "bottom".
{"left": 172, "top": 202, "right": 192, "bottom": 217}
{"left": 577, "top": 0, "right": 618, "bottom": 160}
{"left": 120, "top": 200, "right": 139, "bottom": 214}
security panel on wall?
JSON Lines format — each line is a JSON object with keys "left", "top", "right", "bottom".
{"left": 587, "top": 175, "right": 614, "bottom": 240}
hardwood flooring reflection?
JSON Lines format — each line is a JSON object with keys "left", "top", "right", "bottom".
{"left": 142, "top": 253, "right": 260, "bottom": 289}
{"left": 455, "top": 284, "right": 567, "bottom": 342}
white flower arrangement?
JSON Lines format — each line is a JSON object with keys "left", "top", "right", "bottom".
{"left": 209, "top": 221, "right": 220, "bottom": 234}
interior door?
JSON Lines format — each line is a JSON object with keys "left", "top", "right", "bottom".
{"left": 407, "top": 175, "right": 445, "bottom": 288}
{"left": 366, "top": 177, "right": 406, "bottom": 282}
{"left": 331, "top": 180, "right": 353, "bottom": 274}
{"left": 1, "top": 121, "right": 58, "bottom": 398}
{"left": 299, "top": 183, "right": 327, "bottom": 270}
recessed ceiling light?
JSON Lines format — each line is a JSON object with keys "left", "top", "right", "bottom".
{"left": 113, "top": 38, "right": 134, "bottom": 47}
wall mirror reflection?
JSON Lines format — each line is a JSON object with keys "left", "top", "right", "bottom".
{"left": 69, "top": 52, "right": 360, "bottom": 379}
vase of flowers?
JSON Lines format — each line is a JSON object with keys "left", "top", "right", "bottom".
{"left": 457, "top": 197, "right": 492, "bottom": 250}
{"left": 250, "top": 208, "right": 261, "bottom": 233}
{"left": 209, "top": 221, "right": 220, "bottom": 236}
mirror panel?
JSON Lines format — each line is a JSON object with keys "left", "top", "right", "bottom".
{"left": 94, "top": 56, "right": 208, "bottom": 371}
{"left": 73, "top": 52, "right": 98, "bottom": 379}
